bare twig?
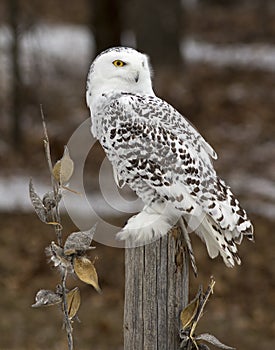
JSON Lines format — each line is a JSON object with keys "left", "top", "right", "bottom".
{"left": 40, "top": 105, "right": 53, "bottom": 175}
{"left": 189, "top": 277, "right": 215, "bottom": 339}
{"left": 51, "top": 194, "right": 63, "bottom": 246}
{"left": 61, "top": 270, "right": 74, "bottom": 350}
{"left": 40, "top": 105, "right": 62, "bottom": 245}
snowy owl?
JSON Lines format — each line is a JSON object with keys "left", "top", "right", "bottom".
{"left": 86, "top": 46, "right": 254, "bottom": 268}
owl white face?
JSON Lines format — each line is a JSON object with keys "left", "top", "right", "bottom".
{"left": 86, "top": 47, "right": 154, "bottom": 102}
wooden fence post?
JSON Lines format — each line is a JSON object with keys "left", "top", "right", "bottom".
{"left": 124, "top": 228, "right": 189, "bottom": 350}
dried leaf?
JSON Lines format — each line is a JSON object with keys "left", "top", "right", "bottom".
{"left": 46, "top": 242, "right": 73, "bottom": 271}
{"left": 32, "top": 289, "right": 62, "bottom": 307}
{"left": 73, "top": 256, "right": 101, "bottom": 293}
{"left": 29, "top": 179, "right": 48, "bottom": 223}
{"left": 66, "top": 287, "right": 81, "bottom": 320}
{"left": 64, "top": 226, "right": 97, "bottom": 255}
{"left": 180, "top": 296, "right": 200, "bottom": 330}
{"left": 52, "top": 146, "right": 74, "bottom": 184}
{"left": 196, "top": 334, "right": 235, "bottom": 350}
{"left": 42, "top": 190, "right": 61, "bottom": 210}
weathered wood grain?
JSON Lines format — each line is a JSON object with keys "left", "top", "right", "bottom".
{"left": 124, "top": 228, "right": 189, "bottom": 350}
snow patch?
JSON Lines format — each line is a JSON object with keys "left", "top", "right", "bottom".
{"left": 182, "top": 39, "right": 275, "bottom": 72}
{"left": 0, "top": 176, "right": 141, "bottom": 218}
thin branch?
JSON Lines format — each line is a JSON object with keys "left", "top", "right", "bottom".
{"left": 52, "top": 195, "right": 63, "bottom": 246}
{"left": 61, "top": 269, "right": 74, "bottom": 350}
{"left": 40, "top": 105, "right": 53, "bottom": 174}
{"left": 190, "top": 277, "right": 215, "bottom": 339}
{"left": 40, "top": 105, "right": 63, "bottom": 245}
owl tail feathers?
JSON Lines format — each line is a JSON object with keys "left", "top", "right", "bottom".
{"left": 116, "top": 204, "right": 180, "bottom": 246}
{"left": 196, "top": 214, "right": 242, "bottom": 268}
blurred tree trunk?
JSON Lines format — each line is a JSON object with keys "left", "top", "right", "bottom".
{"left": 258, "top": 0, "right": 272, "bottom": 40}
{"left": 128, "top": 0, "right": 182, "bottom": 68}
{"left": 9, "top": 0, "right": 23, "bottom": 149}
{"left": 89, "top": 0, "right": 122, "bottom": 57}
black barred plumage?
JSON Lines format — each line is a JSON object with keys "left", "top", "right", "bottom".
{"left": 86, "top": 46, "right": 254, "bottom": 267}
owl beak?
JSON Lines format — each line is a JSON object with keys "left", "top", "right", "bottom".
{"left": 134, "top": 72, "right": 139, "bottom": 83}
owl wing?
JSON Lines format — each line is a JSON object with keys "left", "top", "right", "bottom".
{"left": 100, "top": 93, "right": 253, "bottom": 244}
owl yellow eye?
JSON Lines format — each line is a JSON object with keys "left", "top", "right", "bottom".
{"left": 113, "top": 60, "right": 126, "bottom": 67}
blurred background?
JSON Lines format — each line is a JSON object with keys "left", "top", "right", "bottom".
{"left": 0, "top": 0, "right": 275, "bottom": 349}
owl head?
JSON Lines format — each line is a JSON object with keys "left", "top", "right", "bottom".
{"left": 86, "top": 47, "right": 154, "bottom": 104}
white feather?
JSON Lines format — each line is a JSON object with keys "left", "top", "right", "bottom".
{"left": 117, "top": 202, "right": 181, "bottom": 244}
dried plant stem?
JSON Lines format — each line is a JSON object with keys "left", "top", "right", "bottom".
{"left": 41, "top": 107, "right": 63, "bottom": 245}
{"left": 39, "top": 107, "right": 74, "bottom": 349}
{"left": 51, "top": 182, "right": 73, "bottom": 349}
{"left": 190, "top": 277, "right": 215, "bottom": 339}
{"left": 40, "top": 105, "right": 53, "bottom": 174}
{"left": 52, "top": 189, "right": 63, "bottom": 246}
{"left": 50, "top": 184, "right": 73, "bottom": 349}
{"left": 61, "top": 270, "right": 74, "bottom": 350}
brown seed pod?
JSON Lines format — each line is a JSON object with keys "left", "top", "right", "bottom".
{"left": 73, "top": 256, "right": 101, "bottom": 293}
